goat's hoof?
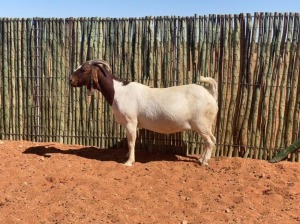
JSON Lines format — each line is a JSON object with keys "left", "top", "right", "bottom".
{"left": 198, "top": 160, "right": 209, "bottom": 166}
{"left": 124, "top": 161, "right": 134, "bottom": 166}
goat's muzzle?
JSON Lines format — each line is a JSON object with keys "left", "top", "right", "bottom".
{"left": 69, "top": 76, "right": 78, "bottom": 87}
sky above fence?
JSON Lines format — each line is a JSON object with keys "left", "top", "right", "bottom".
{"left": 0, "top": 0, "right": 299, "bottom": 18}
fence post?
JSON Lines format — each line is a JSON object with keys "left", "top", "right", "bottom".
{"left": 33, "top": 18, "right": 41, "bottom": 142}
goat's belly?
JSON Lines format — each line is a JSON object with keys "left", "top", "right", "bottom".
{"left": 137, "top": 119, "right": 191, "bottom": 134}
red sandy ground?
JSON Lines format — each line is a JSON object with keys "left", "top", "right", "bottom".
{"left": 0, "top": 140, "right": 299, "bottom": 224}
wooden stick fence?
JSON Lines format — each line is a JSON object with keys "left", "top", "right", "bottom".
{"left": 0, "top": 13, "right": 299, "bottom": 162}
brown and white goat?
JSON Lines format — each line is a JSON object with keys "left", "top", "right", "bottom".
{"left": 69, "top": 59, "right": 218, "bottom": 166}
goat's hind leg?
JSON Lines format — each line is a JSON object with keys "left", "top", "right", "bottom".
{"left": 197, "top": 131, "right": 216, "bottom": 166}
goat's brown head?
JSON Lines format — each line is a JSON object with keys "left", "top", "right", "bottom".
{"left": 70, "top": 59, "right": 119, "bottom": 105}
{"left": 69, "top": 59, "right": 112, "bottom": 95}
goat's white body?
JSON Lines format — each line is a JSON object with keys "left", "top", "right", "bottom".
{"left": 111, "top": 79, "right": 218, "bottom": 166}
{"left": 112, "top": 81, "right": 216, "bottom": 133}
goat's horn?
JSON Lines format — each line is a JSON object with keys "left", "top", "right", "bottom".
{"left": 88, "top": 59, "right": 112, "bottom": 72}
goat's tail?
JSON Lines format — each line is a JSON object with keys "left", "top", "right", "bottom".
{"left": 200, "top": 76, "right": 218, "bottom": 101}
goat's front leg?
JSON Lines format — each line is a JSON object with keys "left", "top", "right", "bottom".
{"left": 124, "top": 122, "right": 137, "bottom": 166}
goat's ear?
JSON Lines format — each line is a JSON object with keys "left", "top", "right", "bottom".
{"left": 91, "top": 67, "right": 100, "bottom": 84}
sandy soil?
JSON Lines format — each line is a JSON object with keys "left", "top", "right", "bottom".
{"left": 0, "top": 140, "right": 299, "bottom": 224}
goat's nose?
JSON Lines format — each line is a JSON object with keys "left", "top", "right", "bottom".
{"left": 69, "top": 76, "right": 78, "bottom": 87}
{"left": 69, "top": 77, "right": 74, "bottom": 85}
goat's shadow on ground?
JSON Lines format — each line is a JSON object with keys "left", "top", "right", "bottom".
{"left": 23, "top": 145, "right": 196, "bottom": 164}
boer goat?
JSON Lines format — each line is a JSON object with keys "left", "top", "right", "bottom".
{"left": 69, "top": 59, "right": 218, "bottom": 166}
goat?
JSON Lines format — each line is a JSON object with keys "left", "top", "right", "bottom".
{"left": 69, "top": 59, "right": 218, "bottom": 166}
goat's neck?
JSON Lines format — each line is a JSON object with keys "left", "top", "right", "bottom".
{"left": 95, "top": 68, "right": 130, "bottom": 106}
{"left": 96, "top": 73, "right": 115, "bottom": 106}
